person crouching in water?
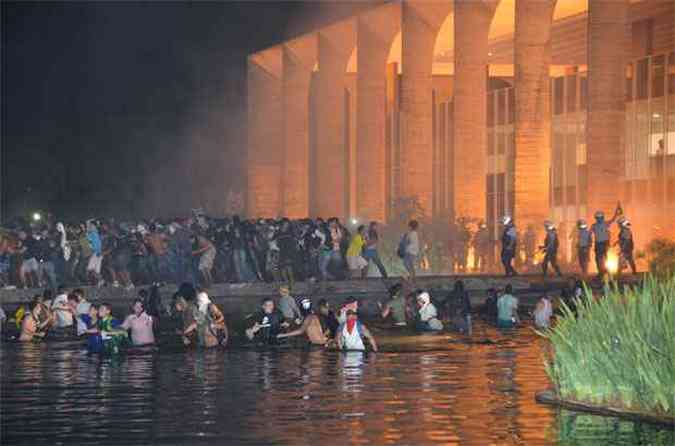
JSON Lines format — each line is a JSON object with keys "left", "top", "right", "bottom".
{"left": 335, "top": 310, "right": 378, "bottom": 352}
{"left": 19, "top": 301, "right": 49, "bottom": 342}
{"left": 533, "top": 295, "right": 553, "bottom": 330}
{"left": 96, "top": 303, "right": 129, "bottom": 355}
{"left": 378, "top": 283, "right": 408, "bottom": 327}
{"left": 415, "top": 291, "right": 443, "bottom": 332}
{"left": 182, "top": 291, "right": 228, "bottom": 348}
{"left": 277, "top": 298, "right": 330, "bottom": 346}
{"left": 246, "top": 297, "right": 288, "bottom": 345}
{"left": 120, "top": 299, "right": 156, "bottom": 347}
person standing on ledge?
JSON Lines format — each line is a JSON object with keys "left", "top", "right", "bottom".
{"left": 500, "top": 216, "right": 518, "bottom": 277}
{"left": 575, "top": 219, "right": 592, "bottom": 275}
{"left": 590, "top": 206, "right": 620, "bottom": 279}
{"left": 541, "top": 221, "right": 562, "bottom": 278}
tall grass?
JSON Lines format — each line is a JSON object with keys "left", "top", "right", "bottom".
{"left": 540, "top": 275, "right": 675, "bottom": 416}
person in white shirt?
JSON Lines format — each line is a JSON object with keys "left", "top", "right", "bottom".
{"left": 51, "top": 288, "right": 74, "bottom": 330}
{"left": 404, "top": 220, "right": 420, "bottom": 279}
{"left": 533, "top": 295, "right": 553, "bottom": 329}
{"left": 415, "top": 291, "right": 443, "bottom": 332}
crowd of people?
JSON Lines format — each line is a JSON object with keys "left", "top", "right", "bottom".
{"left": 0, "top": 205, "right": 637, "bottom": 294}
{"left": 0, "top": 212, "right": 399, "bottom": 291}
{"left": 0, "top": 274, "right": 588, "bottom": 355}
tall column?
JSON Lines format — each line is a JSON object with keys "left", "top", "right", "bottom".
{"left": 315, "top": 21, "right": 355, "bottom": 219}
{"left": 282, "top": 36, "right": 317, "bottom": 218}
{"left": 247, "top": 48, "right": 283, "bottom": 217}
{"left": 587, "top": 0, "right": 628, "bottom": 215}
{"left": 356, "top": 3, "right": 400, "bottom": 223}
{"left": 453, "top": 0, "right": 497, "bottom": 221}
{"left": 513, "top": 0, "right": 556, "bottom": 231}
{"left": 400, "top": 0, "right": 451, "bottom": 217}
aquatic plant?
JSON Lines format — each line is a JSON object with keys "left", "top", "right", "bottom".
{"left": 645, "top": 238, "right": 675, "bottom": 279}
{"left": 540, "top": 275, "right": 675, "bottom": 416}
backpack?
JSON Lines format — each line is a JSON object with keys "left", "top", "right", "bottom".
{"left": 397, "top": 234, "right": 408, "bottom": 259}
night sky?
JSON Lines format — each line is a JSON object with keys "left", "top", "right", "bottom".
{"left": 2, "top": 1, "right": 371, "bottom": 221}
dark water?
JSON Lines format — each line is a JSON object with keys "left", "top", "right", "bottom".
{"left": 1, "top": 321, "right": 672, "bottom": 445}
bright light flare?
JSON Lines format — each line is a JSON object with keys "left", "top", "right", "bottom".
{"left": 605, "top": 251, "right": 619, "bottom": 275}
{"left": 351, "top": 218, "right": 358, "bottom": 226}
{"left": 32, "top": 212, "right": 42, "bottom": 222}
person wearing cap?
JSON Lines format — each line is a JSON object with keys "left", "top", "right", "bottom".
{"left": 540, "top": 221, "right": 562, "bottom": 278}
{"left": 575, "top": 219, "right": 592, "bottom": 275}
{"left": 616, "top": 217, "right": 637, "bottom": 275}
{"left": 277, "top": 298, "right": 330, "bottom": 346}
{"left": 277, "top": 286, "right": 303, "bottom": 325}
{"left": 337, "top": 296, "right": 359, "bottom": 324}
{"left": 415, "top": 291, "right": 443, "bottom": 332}
{"left": 335, "top": 309, "right": 378, "bottom": 352}
{"left": 590, "top": 207, "right": 620, "bottom": 279}
{"left": 500, "top": 216, "right": 518, "bottom": 277}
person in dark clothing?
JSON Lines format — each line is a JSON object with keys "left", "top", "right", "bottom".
{"left": 540, "top": 221, "right": 562, "bottom": 278}
{"left": 317, "top": 298, "right": 339, "bottom": 338}
{"left": 483, "top": 288, "right": 498, "bottom": 325}
{"left": 275, "top": 220, "right": 297, "bottom": 289}
{"left": 246, "top": 298, "right": 288, "bottom": 345}
{"left": 447, "top": 280, "right": 472, "bottom": 335}
{"left": 591, "top": 208, "right": 620, "bottom": 279}
{"left": 616, "top": 218, "right": 637, "bottom": 275}
{"left": 500, "top": 216, "right": 518, "bottom": 277}
{"left": 575, "top": 219, "right": 592, "bottom": 275}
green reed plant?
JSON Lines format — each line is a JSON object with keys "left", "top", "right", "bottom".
{"left": 540, "top": 275, "right": 675, "bottom": 416}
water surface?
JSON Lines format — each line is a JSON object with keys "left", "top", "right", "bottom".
{"left": 2, "top": 321, "right": 672, "bottom": 445}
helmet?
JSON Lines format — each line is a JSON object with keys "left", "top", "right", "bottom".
{"left": 620, "top": 218, "right": 631, "bottom": 228}
{"left": 501, "top": 216, "right": 512, "bottom": 226}
{"left": 594, "top": 211, "right": 605, "bottom": 220}
{"left": 544, "top": 220, "right": 555, "bottom": 230}
{"left": 577, "top": 219, "right": 588, "bottom": 229}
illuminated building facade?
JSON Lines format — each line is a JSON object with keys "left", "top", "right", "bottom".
{"left": 247, "top": 0, "right": 675, "bottom": 252}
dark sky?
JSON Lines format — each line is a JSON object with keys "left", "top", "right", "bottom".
{"left": 1, "top": 1, "right": 371, "bottom": 221}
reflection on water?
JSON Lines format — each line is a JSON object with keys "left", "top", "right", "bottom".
{"left": 1, "top": 321, "right": 673, "bottom": 445}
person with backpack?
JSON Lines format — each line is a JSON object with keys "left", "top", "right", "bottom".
{"left": 399, "top": 220, "right": 420, "bottom": 279}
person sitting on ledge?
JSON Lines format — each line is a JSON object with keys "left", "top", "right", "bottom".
{"left": 378, "top": 283, "right": 408, "bottom": 327}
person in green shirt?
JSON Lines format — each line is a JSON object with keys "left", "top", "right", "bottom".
{"left": 497, "top": 284, "right": 519, "bottom": 329}
{"left": 378, "top": 283, "right": 408, "bottom": 326}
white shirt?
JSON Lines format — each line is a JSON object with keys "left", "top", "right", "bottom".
{"left": 406, "top": 230, "right": 420, "bottom": 256}
{"left": 51, "top": 294, "right": 73, "bottom": 328}
{"left": 340, "top": 323, "right": 365, "bottom": 351}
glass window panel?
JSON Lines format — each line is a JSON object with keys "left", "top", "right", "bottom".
{"left": 650, "top": 97, "right": 664, "bottom": 157}
{"left": 566, "top": 75, "right": 577, "bottom": 113}
{"left": 624, "top": 180, "right": 633, "bottom": 204}
{"left": 554, "top": 77, "right": 564, "bottom": 115}
{"left": 487, "top": 130, "right": 495, "bottom": 157}
{"left": 580, "top": 75, "right": 588, "bottom": 110}
{"left": 578, "top": 164, "right": 588, "bottom": 205}
{"left": 508, "top": 88, "right": 515, "bottom": 124}
{"left": 626, "top": 63, "right": 633, "bottom": 102}
{"left": 497, "top": 129, "right": 505, "bottom": 155}
{"left": 554, "top": 187, "right": 563, "bottom": 206}
{"left": 497, "top": 90, "right": 506, "bottom": 125}
{"left": 487, "top": 92, "right": 494, "bottom": 127}
{"left": 668, "top": 52, "right": 675, "bottom": 95}
{"left": 566, "top": 186, "right": 576, "bottom": 205}
{"left": 636, "top": 58, "right": 648, "bottom": 100}
{"left": 566, "top": 126, "right": 577, "bottom": 186}
{"left": 652, "top": 55, "right": 665, "bottom": 98}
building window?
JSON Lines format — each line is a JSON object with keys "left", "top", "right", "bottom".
{"left": 554, "top": 77, "right": 564, "bottom": 115}
{"left": 652, "top": 55, "right": 665, "bottom": 99}
{"left": 566, "top": 75, "right": 577, "bottom": 113}
{"left": 636, "top": 58, "right": 649, "bottom": 100}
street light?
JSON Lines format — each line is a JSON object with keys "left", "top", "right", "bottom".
{"left": 32, "top": 212, "right": 42, "bottom": 222}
